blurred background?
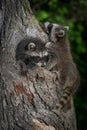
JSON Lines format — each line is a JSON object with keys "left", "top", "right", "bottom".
{"left": 30, "top": 0, "right": 87, "bottom": 130}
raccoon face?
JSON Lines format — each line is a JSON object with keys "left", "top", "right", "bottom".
{"left": 25, "top": 41, "right": 51, "bottom": 67}
{"left": 44, "top": 22, "right": 69, "bottom": 42}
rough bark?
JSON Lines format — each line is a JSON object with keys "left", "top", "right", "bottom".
{"left": 0, "top": 0, "right": 77, "bottom": 130}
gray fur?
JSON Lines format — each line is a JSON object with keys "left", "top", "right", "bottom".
{"left": 45, "top": 22, "right": 80, "bottom": 109}
{"left": 16, "top": 37, "right": 50, "bottom": 74}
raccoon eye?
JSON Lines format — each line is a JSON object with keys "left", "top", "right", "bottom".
{"left": 28, "top": 42, "right": 36, "bottom": 51}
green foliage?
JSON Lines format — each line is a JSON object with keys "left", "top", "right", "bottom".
{"left": 36, "top": 11, "right": 49, "bottom": 20}
{"left": 30, "top": 0, "right": 87, "bottom": 130}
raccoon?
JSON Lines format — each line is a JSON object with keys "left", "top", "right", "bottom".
{"left": 44, "top": 22, "right": 80, "bottom": 109}
{"left": 16, "top": 37, "right": 50, "bottom": 74}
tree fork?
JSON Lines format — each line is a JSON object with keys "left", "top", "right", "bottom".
{"left": 0, "top": 0, "right": 77, "bottom": 130}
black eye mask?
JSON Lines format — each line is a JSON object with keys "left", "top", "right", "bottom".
{"left": 47, "top": 24, "right": 53, "bottom": 34}
{"left": 24, "top": 53, "right": 50, "bottom": 68}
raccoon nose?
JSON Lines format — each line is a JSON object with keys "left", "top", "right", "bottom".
{"left": 41, "top": 64, "right": 45, "bottom": 67}
{"left": 41, "top": 62, "right": 46, "bottom": 67}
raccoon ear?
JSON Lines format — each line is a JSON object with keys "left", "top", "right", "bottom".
{"left": 57, "top": 29, "right": 65, "bottom": 37}
{"left": 28, "top": 42, "right": 36, "bottom": 51}
{"left": 57, "top": 26, "right": 69, "bottom": 37}
{"left": 64, "top": 26, "right": 69, "bottom": 31}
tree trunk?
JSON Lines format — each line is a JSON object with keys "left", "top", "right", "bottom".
{"left": 0, "top": 0, "right": 77, "bottom": 130}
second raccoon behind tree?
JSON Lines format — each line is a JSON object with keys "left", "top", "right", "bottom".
{"left": 44, "top": 22, "right": 80, "bottom": 109}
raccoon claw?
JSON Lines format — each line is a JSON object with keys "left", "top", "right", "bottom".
{"left": 52, "top": 102, "right": 63, "bottom": 115}
{"left": 55, "top": 102, "right": 63, "bottom": 109}
{"left": 20, "top": 67, "right": 28, "bottom": 75}
{"left": 26, "top": 69, "right": 36, "bottom": 82}
{"left": 36, "top": 68, "right": 45, "bottom": 82}
{"left": 52, "top": 71, "right": 59, "bottom": 82}
{"left": 19, "top": 61, "right": 28, "bottom": 75}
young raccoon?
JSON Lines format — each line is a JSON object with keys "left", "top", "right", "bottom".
{"left": 44, "top": 22, "right": 80, "bottom": 109}
{"left": 16, "top": 37, "right": 49, "bottom": 74}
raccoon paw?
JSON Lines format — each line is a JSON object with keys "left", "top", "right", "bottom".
{"left": 36, "top": 67, "right": 45, "bottom": 82}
